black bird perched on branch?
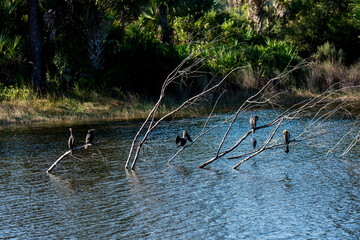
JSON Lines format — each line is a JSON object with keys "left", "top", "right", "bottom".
{"left": 176, "top": 130, "right": 193, "bottom": 146}
{"left": 85, "top": 129, "right": 95, "bottom": 149}
{"left": 68, "top": 128, "right": 75, "bottom": 155}
{"left": 283, "top": 130, "right": 290, "bottom": 153}
{"left": 250, "top": 116, "right": 259, "bottom": 134}
{"left": 251, "top": 138, "right": 257, "bottom": 149}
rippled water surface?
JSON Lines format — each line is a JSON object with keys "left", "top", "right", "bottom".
{"left": 1, "top": 110, "right": 359, "bottom": 239}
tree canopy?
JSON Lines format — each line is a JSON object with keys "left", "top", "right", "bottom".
{"left": 0, "top": 0, "right": 359, "bottom": 98}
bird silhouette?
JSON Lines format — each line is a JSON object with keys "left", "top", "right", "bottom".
{"left": 283, "top": 130, "right": 290, "bottom": 153}
{"left": 68, "top": 128, "right": 75, "bottom": 154}
{"left": 175, "top": 130, "right": 193, "bottom": 146}
{"left": 250, "top": 116, "right": 259, "bottom": 134}
{"left": 85, "top": 129, "right": 95, "bottom": 149}
{"left": 251, "top": 138, "right": 257, "bottom": 149}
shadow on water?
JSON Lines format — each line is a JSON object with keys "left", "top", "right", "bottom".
{"left": 0, "top": 111, "right": 359, "bottom": 239}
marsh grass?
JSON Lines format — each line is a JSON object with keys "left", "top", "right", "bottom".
{"left": 0, "top": 89, "right": 216, "bottom": 125}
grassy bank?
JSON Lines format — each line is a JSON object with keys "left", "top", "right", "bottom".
{"left": 0, "top": 96, "right": 159, "bottom": 124}
{"left": 0, "top": 91, "right": 216, "bottom": 125}
{"left": 1, "top": 88, "right": 359, "bottom": 126}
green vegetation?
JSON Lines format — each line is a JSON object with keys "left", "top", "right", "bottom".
{"left": 0, "top": 0, "right": 359, "bottom": 123}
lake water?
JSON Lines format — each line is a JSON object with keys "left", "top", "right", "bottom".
{"left": 0, "top": 110, "right": 359, "bottom": 239}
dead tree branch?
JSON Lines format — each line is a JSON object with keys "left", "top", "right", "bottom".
{"left": 228, "top": 130, "right": 332, "bottom": 160}
{"left": 226, "top": 90, "right": 348, "bottom": 168}
{"left": 233, "top": 118, "right": 284, "bottom": 169}
{"left": 127, "top": 62, "right": 245, "bottom": 169}
{"left": 198, "top": 61, "right": 307, "bottom": 168}
{"left": 46, "top": 142, "right": 99, "bottom": 173}
{"left": 126, "top": 42, "right": 359, "bottom": 170}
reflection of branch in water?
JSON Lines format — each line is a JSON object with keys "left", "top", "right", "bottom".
{"left": 91, "top": 147, "right": 107, "bottom": 164}
{"left": 47, "top": 172, "right": 75, "bottom": 195}
{"left": 125, "top": 169, "right": 143, "bottom": 190}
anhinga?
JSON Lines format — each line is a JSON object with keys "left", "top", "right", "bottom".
{"left": 68, "top": 128, "right": 75, "bottom": 154}
{"left": 283, "top": 130, "right": 290, "bottom": 153}
{"left": 175, "top": 130, "right": 193, "bottom": 146}
{"left": 85, "top": 129, "right": 95, "bottom": 149}
{"left": 250, "top": 116, "right": 259, "bottom": 134}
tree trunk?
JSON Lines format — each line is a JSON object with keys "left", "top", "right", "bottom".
{"left": 159, "top": 3, "right": 170, "bottom": 43}
{"left": 249, "top": 0, "right": 266, "bottom": 33}
{"left": 28, "top": 0, "right": 44, "bottom": 93}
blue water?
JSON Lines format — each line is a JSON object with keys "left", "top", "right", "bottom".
{"left": 0, "top": 110, "right": 359, "bottom": 239}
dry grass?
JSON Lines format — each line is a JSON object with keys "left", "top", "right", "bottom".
{"left": 0, "top": 94, "right": 211, "bottom": 125}
{"left": 306, "top": 60, "right": 360, "bottom": 92}
{"left": 2, "top": 90, "right": 358, "bottom": 126}
{"left": 0, "top": 97, "right": 143, "bottom": 124}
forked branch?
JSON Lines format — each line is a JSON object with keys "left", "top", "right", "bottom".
{"left": 46, "top": 141, "right": 99, "bottom": 173}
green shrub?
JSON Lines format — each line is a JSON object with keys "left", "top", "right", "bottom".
{"left": 313, "top": 41, "right": 346, "bottom": 63}
{"left": 0, "top": 32, "right": 26, "bottom": 86}
{"left": 0, "top": 84, "right": 31, "bottom": 101}
{"left": 245, "top": 39, "right": 301, "bottom": 77}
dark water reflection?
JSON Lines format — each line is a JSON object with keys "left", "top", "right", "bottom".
{"left": 0, "top": 111, "right": 359, "bottom": 239}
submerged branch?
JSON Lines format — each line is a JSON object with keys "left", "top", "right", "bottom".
{"left": 231, "top": 128, "right": 332, "bottom": 168}
{"left": 201, "top": 61, "right": 307, "bottom": 168}
{"left": 129, "top": 65, "right": 244, "bottom": 169}
{"left": 46, "top": 142, "right": 99, "bottom": 173}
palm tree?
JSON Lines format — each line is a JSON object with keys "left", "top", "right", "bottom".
{"left": 28, "top": 0, "right": 43, "bottom": 92}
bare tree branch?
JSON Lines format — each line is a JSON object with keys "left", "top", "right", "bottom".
{"left": 46, "top": 141, "right": 100, "bottom": 173}
{"left": 129, "top": 66, "right": 243, "bottom": 169}
{"left": 198, "top": 61, "right": 307, "bottom": 168}
{"left": 126, "top": 42, "right": 359, "bottom": 171}
{"left": 233, "top": 118, "right": 284, "bottom": 169}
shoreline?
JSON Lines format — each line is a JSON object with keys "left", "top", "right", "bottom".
{"left": 0, "top": 98, "right": 213, "bottom": 128}
{"left": 1, "top": 91, "right": 359, "bottom": 128}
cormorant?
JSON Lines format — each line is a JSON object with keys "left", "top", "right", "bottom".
{"left": 68, "top": 128, "right": 75, "bottom": 154}
{"left": 283, "top": 130, "right": 290, "bottom": 153}
{"left": 251, "top": 138, "right": 257, "bottom": 149}
{"left": 175, "top": 130, "right": 193, "bottom": 146}
{"left": 250, "top": 116, "right": 259, "bottom": 134}
{"left": 85, "top": 129, "right": 95, "bottom": 149}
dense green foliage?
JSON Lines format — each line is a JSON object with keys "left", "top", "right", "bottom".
{"left": 0, "top": 0, "right": 359, "bottom": 99}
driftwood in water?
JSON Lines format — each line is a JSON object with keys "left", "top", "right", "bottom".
{"left": 46, "top": 142, "right": 99, "bottom": 173}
